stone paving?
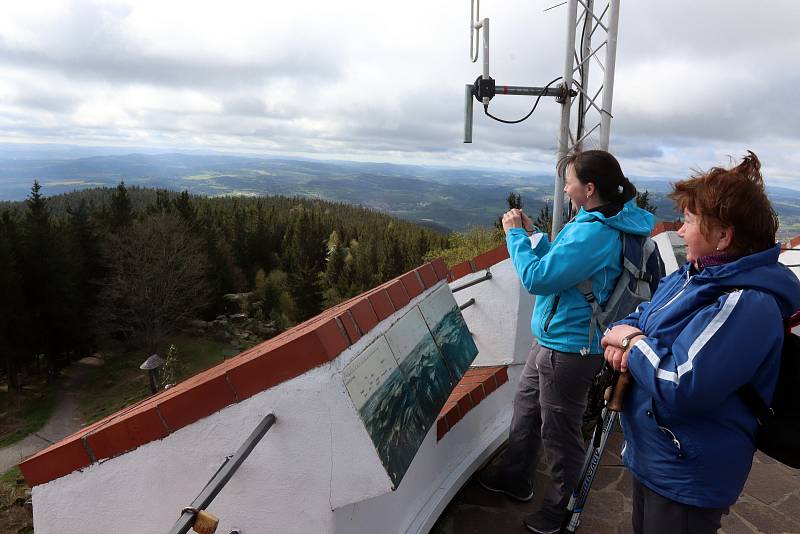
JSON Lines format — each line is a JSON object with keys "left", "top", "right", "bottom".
{"left": 431, "top": 428, "right": 800, "bottom": 534}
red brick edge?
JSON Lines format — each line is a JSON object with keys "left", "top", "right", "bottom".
{"left": 651, "top": 220, "right": 681, "bottom": 236}
{"left": 20, "top": 260, "right": 450, "bottom": 488}
{"left": 449, "top": 245, "right": 510, "bottom": 283}
{"left": 783, "top": 235, "right": 800, "bottom": 250}
{"left": 436, "top": 366, "right": 509, "bottom": 441}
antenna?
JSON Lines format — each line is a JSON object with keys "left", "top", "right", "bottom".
{"left": 464, "top": 0, "right": 621, "bottom": 236}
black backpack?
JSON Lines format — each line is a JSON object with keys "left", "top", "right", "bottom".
{"left": 738, "top": 312, "right": 800, "bottom": 468}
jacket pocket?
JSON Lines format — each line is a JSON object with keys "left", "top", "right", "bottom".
{"left": 543, "top": 295, "right": 560, "bottom": 333}
{"left": 651, "top": 409, "right": 698, "bottom": 460}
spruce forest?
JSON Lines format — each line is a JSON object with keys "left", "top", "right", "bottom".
{"left": 0, "top": 181, "right": 449, "bottom": 388}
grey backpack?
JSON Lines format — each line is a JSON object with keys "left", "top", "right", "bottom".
{"left": 577, "top": 231, "right": 665, "bottom": 354}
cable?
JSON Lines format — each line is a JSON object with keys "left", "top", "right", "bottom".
{"left": 483, "top": 76, "right": 563, "bottom": 124}
{"left": 576, "top": 8, "right": 590, "bottom": 144}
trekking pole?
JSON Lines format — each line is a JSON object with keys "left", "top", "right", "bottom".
{"left": 561, "top": 366, "right": 631, "bottom": 533}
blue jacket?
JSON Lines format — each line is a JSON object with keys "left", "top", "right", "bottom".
{"left": 506, "top": 200, "right": 655, "bottom": 354}
{"left": 616, "top": 244, "right": 800, "bottom": 508}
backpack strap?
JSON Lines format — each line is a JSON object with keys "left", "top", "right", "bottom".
{"left": 734, "top": 290, "right": 785, "bottom": 427}
{"left": 578, "top": 278, "right": 602, "bottom": 354}
{"left": 579, "top": 229, "right": 629, "bottom": 352}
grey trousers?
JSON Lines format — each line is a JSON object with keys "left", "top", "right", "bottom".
{"left": 499, "top": 340, "right": 603, "bottom": 517}
{"left": 631, "top": 477, "right": 727, "bottom": 534}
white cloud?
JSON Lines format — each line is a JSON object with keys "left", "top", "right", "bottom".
{"left": 0, "top": 0, "right": 797, "bottom": 182}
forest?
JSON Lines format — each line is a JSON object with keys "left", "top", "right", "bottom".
{"left": 0, "top": 182, "right": 450, "bottom": 389}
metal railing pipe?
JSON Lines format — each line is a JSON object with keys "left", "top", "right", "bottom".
{"left": 451, "top": 270, "right": 492, "bottom": 293}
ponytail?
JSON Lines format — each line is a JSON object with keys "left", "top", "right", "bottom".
{"left": 619, "top": 176, "right": 637, "bottom": 204}
{"left": 560, "top": 149, "right": 636, "bottom": 205}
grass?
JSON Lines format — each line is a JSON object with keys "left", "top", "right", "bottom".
{"left": 78, "top": 335, "right": 248, "bottom": 425}
{"left": 0, "top": 466, "right": 33, "bottom": 534}
{"left": 0, "top": 383, "right": 57, "bottom": 449}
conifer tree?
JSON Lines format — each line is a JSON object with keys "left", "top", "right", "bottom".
{"left": 21, "top": 181, "right": 73, "bottom": 378}
{"left": 283, "top": 206, "right": 325, "bottom": 320}
{"left": 174, "top": 190, "right": 197, "bottom": 226}
{"left": 0, "top": 214, "right": 24, "bottom": 389}
{"left": 109, "top": 181, "right": 133, "bottom": 231}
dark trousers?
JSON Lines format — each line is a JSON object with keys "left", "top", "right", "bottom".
{"left": 632, "top": 477, "right": 728, "bottom": 534}
{"left": 498, "top": 340, "right": 602, "bottom": 518}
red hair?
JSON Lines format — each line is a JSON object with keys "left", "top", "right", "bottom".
{"left": 669, "top": 152, "right": 778, "bottom": 255}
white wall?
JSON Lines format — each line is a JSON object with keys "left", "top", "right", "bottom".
{"left": 32, "top": 279, "right": 521, "bottom": 534}
{"left": 653, "top": 231, "right": 680, "bottom": 275}
{"left": 779, "top": 247, "right": 800, "bottom": 279}
{"left": 453, "top": 258, "right": 534, "bottom": 367}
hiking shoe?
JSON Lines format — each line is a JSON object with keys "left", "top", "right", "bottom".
{"left": 477, "top": 466, "right": 534, "bottom": 502}
{"left": 522, "top": 510, "right": 563, "bottom": 534}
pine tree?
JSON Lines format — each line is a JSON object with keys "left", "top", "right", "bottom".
{"left": 635, "top": 190, "right": 657, "bottom": 214}
{"left": 283, "top": 206, "right": 325, "bottom": 320}
{"left": 109, "top": 181, "right": 134, "bottom": 231}
{"left": 496, "top": 191, "right": 524, "bottom": 231}
{"left": 174, "top": 190, "right": 197, "bottom": 226}
{"left": 21, "top": 181, "right": 73, "bottom": 378}
{"left": 0, "top": 214, "right": 24, "bottom": 389}
{"left": 66, "top": 199, "right": 102, "bottom": 354}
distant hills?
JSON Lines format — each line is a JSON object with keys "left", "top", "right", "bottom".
{"left": 1, "top": 147, "right": 799, "bottom": 237}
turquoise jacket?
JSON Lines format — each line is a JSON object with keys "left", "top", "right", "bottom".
{"left": 506, "top": 200, "right": 655, "bottom": 354}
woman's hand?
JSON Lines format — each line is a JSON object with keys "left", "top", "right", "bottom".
{"left": 502, "top": 209, "right": 536, "bottom": 235}
{"left": 502, "top": 209, "right": 524, "bottom": 234}
{"left": 601, "top": 324, "right": 645, "bottom": 372}
{"left": 604, "top": 344, "right": 629, "bottom": 372}
{"left": 601, "top": 324, "right": 643, "bottom": 349}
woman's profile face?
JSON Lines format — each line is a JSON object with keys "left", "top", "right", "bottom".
{"left": 563, "top": 164, "right": 591, "bottom": 208}
{"left": 678, "top": 209, "right": 718, "bottom": 264}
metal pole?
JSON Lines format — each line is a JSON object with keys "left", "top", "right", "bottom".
{"left": 598, "top": 0, "right": 620, "bottom": 150}
{"left": 552, "top": 0, "right": 579, "bottom": 237}
{"left": 451, "top": 270, "right": 492, "bottom": 293}
{"left": 464, "top": 84, "right": 474, "bottom": 143}
{"left": 576, "top": 0, "right": 594, "bottom": 152}
{"left": 167, "top": 413, "right": 277, "bottom": 534}
{"left": 482, "top": 18, "right": 490, "bottom": 81}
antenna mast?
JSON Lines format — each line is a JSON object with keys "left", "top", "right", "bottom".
{"left": 553, "top": 0, "right": 621, "bottom": 235}
{"left": 464, "top": 0, "right": 621, "bottom": 237}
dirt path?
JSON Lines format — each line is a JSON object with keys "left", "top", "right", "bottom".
{"left": 0, "top": 357, "right": 102, "bottom": 474}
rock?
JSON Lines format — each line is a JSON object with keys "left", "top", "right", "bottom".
{"left": 213, "top": 330, "right": 232, "bottom": 342}
{"left": 187, "top": 319, "right": 210, "bottom": 331}
{"left": 229, "top": 313, "right": 248, "bottom": 325}
{"left": 222, "top": 292, "right": 255, "bottom": 302}
{"left": 252, "top": 321, "right": 279, "bottom": 339}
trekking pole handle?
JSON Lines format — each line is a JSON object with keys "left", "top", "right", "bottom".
{"left": 606, "top": 371, "right": 631, "bottom": 412}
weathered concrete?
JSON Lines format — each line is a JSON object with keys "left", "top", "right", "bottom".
{"left": 432, "top": 429, "right": 800, "bottom": 534}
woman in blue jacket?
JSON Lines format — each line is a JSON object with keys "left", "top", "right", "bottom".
{"left": 479, "top": 150, "right": 655, "bottom": 534}
{"left": 603, "top": 152, "right": 800, "bottom": 534}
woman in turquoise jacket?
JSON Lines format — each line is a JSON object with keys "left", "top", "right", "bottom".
{"left": 479, "top": 150, "right": 655, "bottom": 534}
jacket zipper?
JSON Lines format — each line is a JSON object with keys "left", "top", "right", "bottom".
{"left": 651, "top": 272, "right": 693, "bottom": 316}
{"left": 544, "top": 295, "right": 560, "bottom": 332}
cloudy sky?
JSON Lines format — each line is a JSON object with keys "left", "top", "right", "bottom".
{"left": 0, "top": 0, "right": 798, "bottom": 184}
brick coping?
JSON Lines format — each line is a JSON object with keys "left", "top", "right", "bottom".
{"left": 436, "top": 366, "right": 509, "bottom": 441}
